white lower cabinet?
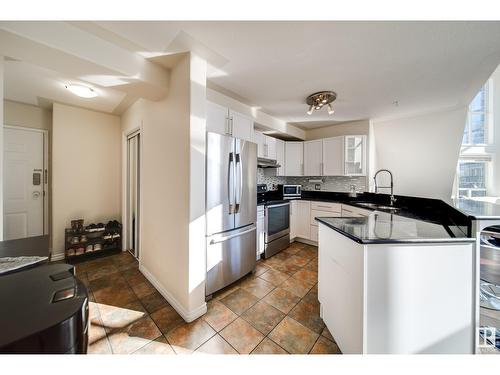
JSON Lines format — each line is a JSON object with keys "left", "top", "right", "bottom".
{"left": 318, "top": 222, "right": 476, "bottom": 354}
{"left": 309, "top": 202, "right": 342, "bottom": 244}
{"left": 290, "top": 200, "right": 310, "bottom": 240}
{"left": 341, "top": 204, "right": 371, "bottom": 217}
{"left": 310, "top": 225, "right": 318, "bottom": 242}
{"left": 256, "top": 206, "right": 265, "bottom": 260}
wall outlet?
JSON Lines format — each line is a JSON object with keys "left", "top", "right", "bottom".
{"left": 315, "top": 184, "right": 321, "bottom": 190}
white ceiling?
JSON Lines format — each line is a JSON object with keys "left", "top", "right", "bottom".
{"left": 2, "top": 21, "right": 500, "bottom": 124}
{"left": 4, "top": 60, "right": 127, "bottom": 112}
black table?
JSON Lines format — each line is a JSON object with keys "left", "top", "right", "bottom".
{"left": 0, "top": 235, "right": 50, "bottom": 259}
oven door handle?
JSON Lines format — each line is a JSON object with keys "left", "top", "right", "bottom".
{"left": 266, "top": 202, "right": 290, "bottom": 209}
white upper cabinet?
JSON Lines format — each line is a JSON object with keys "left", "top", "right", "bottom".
{"left": 322, "top": 136, "right": 344, "bottom": 176}
{"left": 344, "top": 135, "right": 366, "bottom": 176}
{"left": 230, "top": 110, "right": 253, "bottom": 142}
{"left": 253, "top": 131, "right": 266, "bottom": 158}
{"left": 265, "top": 135, "right": 277, "bottom": 160}
{"left": 285, "top": 142, "right": 304, "bottom": 176}
{"left": 206, "top": 101, "right": 230, "bottom": 136}
{"left": 275, "top": 139, "right": 285, "bottom": 176}
{"left": 206, "top": 101, "right": 253, "bottom": 142}
{"left": 253, "top": 131, "right": 278, "bottom": 159}
{"left": 304, "top": 140, "right": 323, "bottom": 176}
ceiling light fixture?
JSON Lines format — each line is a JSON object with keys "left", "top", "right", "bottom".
{"left": 306, "top": 91, "right": 337, "bottom": 115}
{"left": 65, "top": 83, "right": 98, "bottom": 98}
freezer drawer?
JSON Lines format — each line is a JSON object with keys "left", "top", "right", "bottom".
{"left": 206, "top": 225, "right": 256, "bottom": 296}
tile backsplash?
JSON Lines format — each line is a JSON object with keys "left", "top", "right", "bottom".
{"left": 257, "top": 168, "right": 367, "bottom": 192}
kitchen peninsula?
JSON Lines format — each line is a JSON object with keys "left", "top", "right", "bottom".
{"left": 315, "top": 201, "right": 477, "bottom": 354}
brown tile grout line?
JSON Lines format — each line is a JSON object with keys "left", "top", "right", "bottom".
{"left": 83, "top": 253, "right": 171, "bottom": 354}
{"left": 213, "top": 250, "right": 333, "bottom": 354}
{"left": 82, "top": 246, "right": 334, "bottom": 354}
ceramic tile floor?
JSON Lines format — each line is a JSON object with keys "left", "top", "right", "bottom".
{"left": 74, "top": 242, "right": 341, "bottom": 354}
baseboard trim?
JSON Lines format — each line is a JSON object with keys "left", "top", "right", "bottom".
{"left": 139, "top": 264, "right": 207, "bottom": 323}
{"left": 294, "top": 238, "right": 318, "bottom": 246}
{"left": 50, "top": 252, "right": 65, "bottom": 262}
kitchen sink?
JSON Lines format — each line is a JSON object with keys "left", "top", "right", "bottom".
{"left": 355, "top": 202, "right": 400, "bottom": 211}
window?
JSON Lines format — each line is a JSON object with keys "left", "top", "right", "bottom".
{"left": 462, "top": 83, "right": 489, "bottom": 145}
{"left": 457, "top": 160, "right": 487, "bottom": 198}
{"left": 454, "top": 79, "right": 496, "bottom": 200}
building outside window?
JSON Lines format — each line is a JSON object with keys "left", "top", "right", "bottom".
{"left": 462, "top": 84, "right": 489, "bottom": 145}
{"left": 455, "top": 76, "right": 499, "bottom": 201}
{"left": 457, "top": 160, "right": 487, "bottom": 198}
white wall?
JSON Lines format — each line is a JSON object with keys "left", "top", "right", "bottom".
{"left": 4, "top": 100, "right": 52, "bottom": 130}
{"left": 370, "top": 107, "right": 467, "bottom": 201}
{"left": 305, "top": 120, "right": 369, "bottom": 140}
{"left": 122, "top": 53, "right": 207, "bottom": 321}
{"left": 0, "top": 58, "right": 4, "bottom": 240}
{"left": 52, "top": 103, "right": 121, "bottom": 258}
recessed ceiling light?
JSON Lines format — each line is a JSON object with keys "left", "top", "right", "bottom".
{"left": 65, "top": 84, "right": 98, "bottom": 98}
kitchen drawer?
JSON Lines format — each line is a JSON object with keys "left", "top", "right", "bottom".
{"left": 341, "top": 207, "right": 362, "bottom": 217}
{"left": 311, "top": 201, "right": 342, "bottom": 213}
{"left": 310, "top": 209, "right": 336, "bottom": 225}
{"left": 341, "top": 204, "right": 371, "bottom": 217}
{"left": 310, "top": 224, "right": 318, "bottom": 242}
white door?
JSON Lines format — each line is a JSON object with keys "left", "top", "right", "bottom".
{"left": 207, "top": 101, "right": 230, "bottom": 136}
{"left": 3, "top": 127, "right": 46, "bottom": 240}
{"left": 323, "top": 136, "right": 344, "bottom": 176}
{"left": 285, "top": 142, "right": 304, "bottom": 176}
{"left": 304, "top": 140, "right": 323, "bottom": 176}
{"left": 127, "top": 132, "right": 141, "bottom": 259}
{"left": 344, "top": 135, "right": 366, "bottom": 176}
{"left": 275, "top": 139, "right": 285, "bottom": 176}
{"left": 230, "top": 110, "right": 253, "bottom": 141}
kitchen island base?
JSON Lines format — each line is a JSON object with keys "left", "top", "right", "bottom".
{"left": 318, "top": 223, "right": 477, "bottom": 354}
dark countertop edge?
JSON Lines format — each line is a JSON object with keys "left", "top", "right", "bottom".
{"left": 315, "top": 217, "right": 476, "bottom": 245}
{"left": 463, "top": 215, "right": 500, "bottom": 220}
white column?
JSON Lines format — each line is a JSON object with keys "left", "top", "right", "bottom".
{"left": 188, "top": 53, "right": 208, "bottom": 317}
{"left": 0, "top": 56, "right": 4, "bottom": 241}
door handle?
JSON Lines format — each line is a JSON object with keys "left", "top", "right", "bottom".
{"left": 235, "top": 153, "right": 243, "bottom": 213}
{"left": 228, "top": 152, "right": 234, "bottom": 214}
{"left": 32, "top": 191, "right": 41, "bottom": 199}
{"left": 209, "top": 226, "right": 256, "bottom": 245}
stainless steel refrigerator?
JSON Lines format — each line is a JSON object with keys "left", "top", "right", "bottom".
{"left": 206, "top": 132, "right": 257, "bottom": 296}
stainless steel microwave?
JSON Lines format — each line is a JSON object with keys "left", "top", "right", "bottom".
{"left": 278, "top": 184, "right": 301, "bottom": 198}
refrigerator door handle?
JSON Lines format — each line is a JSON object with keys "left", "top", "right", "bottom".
{"left": 228, "top": 152, "right": 234, "bottom": 214}
{"left": 235, "top": 153, "right": 243, "bottom": 213}
{"left": 209, "top": 225, "right": 256, "bottom": 245}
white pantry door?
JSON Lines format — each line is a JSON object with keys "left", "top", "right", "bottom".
{"left": 3, "top": 127, "right": 45, "bottom": 240}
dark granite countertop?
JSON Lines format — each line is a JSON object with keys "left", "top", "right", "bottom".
{"left": 452, "top": 199, "right": 500, "bottom": 220}
{"left": 259, "top": 189, "right": 476, "bottom": 243}
{"left": 315, "top": 213, "right": 474, "bottom": 244}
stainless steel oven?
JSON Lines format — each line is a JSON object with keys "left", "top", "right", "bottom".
{"left": 264, "top": 201, "right": 290, "bottom": 258}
